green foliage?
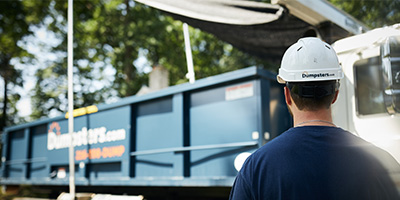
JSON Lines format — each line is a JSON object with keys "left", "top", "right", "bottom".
{"left": 4, "top": 0, "right": 399, "bottom": 124}
{"left": 30, "top": 0, "right": 126, "bottom": 118}
{"left": 28, "top": 0, "right": 271, "bottom": 120}
{"left": 329, "top": 0, "right": 400, "bottom": 28}
{"left": 0, "top": 0, "right": 50, "bottom": 129}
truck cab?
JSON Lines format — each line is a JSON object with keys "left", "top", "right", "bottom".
{"left": 332, "top": 24, "right": 400, "bottom": 163}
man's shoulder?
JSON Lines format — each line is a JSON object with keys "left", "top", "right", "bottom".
{"left": 248, "top": 128, "right": 301, "bottom": 161}
{"left": 247, "top": 126, "right": 351, "bottom": 163}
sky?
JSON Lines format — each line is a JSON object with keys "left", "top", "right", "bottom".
{"left": 13, "top": 26, "right": 60, "bottom": 117}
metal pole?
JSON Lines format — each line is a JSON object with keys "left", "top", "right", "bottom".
{"left": 183, "top": 23, "right": 195, "bottom": 84}
{"left": 67, "top": 0, "right": 75, "bottom": 198}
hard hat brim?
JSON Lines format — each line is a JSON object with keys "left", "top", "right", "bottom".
{"left": 277, "top": 75, "right": 286, "bottom": 84}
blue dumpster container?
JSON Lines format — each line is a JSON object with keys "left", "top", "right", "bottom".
{"left": 0, "top": 67, "right": 291, "bottom": 188}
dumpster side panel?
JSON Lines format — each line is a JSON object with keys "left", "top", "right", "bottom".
{"left": 47, "top": 117, "right": 85, "bottom": 166}
{"left": 30, "top": 124, "right": 49, "bottom": 179}
{"left": 8, "top": 130, "right": 26, "bottom": 178}
{"left": 135, "top": 96, "right": 183, "bottom": 177}
{"left": 0, "top": 67, "right": 291, "bottom": 190}
{"left": 45, "top": 105, "right": 131, "bottom": 183}
{"left": 190, "top": 81, "right": 259, "bottom": 177}
{"left": 85, "top": 105, "right": 131, "bottom": 180}
{"left": 268, "top": 80, "right": 292, "bottom": 139}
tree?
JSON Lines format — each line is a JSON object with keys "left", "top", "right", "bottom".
{"left": 30, "top": 0, "right": 400, "bottom": 121}
{"left": 0, "top": 0, "right": 50, "bottom": 130}
{"left": 29, "top": 0, "right": 271, "bottom": 120}
{"left": 329, "top": 0, "right": 400, "bottom": 28}
{"left": 30, "top": 0, "right": 113, "bottom": 119}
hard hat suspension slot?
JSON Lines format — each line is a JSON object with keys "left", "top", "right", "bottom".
{"left": 287, "top": 81, "right": 339, "bottom": 98}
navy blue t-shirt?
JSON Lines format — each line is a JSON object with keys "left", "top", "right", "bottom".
{"left": 230, "top": 126, "right": 400, "bottom": 200}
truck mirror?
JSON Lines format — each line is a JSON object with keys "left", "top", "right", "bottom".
{"left": 381, "top": 35, "right": 400, "bottom": 114}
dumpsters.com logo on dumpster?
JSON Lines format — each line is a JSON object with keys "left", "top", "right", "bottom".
{"left": 47, "top": 121, "right": 126, "bottom": 151}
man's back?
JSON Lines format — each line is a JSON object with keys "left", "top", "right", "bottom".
{"left": 230, "top": 126, "right": 400, "bottom": 200}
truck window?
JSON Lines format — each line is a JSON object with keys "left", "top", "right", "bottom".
{"left": 354, "top": 57, "right": 386, "bottom": 116}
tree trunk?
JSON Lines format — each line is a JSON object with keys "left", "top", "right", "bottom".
{"left": 123, "top": 0, "right": 136, "bottom": 97}
{"left": 0, "top": 55, "right": 11, "bottom": 132}
{"left": 1, "top": 78, "right": 7, "bottom": 131}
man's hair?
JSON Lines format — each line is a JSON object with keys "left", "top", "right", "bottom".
{"left": 288, "top": 80, "right": 338, "bottom": 111}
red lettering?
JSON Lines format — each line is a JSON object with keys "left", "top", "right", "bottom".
{"left": 89, "top": 148, "right": 101, "bottom": 159}
{"left": 102, "top": 145, "right": 125, "bottom": 158}
{"left": 75, "top": 145, "right": 125, "bottom": 161}
{"left": 75, "top": 149, "right": 88, "bottom": 161}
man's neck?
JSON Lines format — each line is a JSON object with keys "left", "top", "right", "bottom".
{"left": 293, "top": 108, "right": 334, "bottom": 127}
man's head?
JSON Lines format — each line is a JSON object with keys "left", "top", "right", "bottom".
{"left": 277, "top": 37, "right": 343, "bottom": 112}
{"left": 286, "top": 80, "right": 339, "bottom": 111}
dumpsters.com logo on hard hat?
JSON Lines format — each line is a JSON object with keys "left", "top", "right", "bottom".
{"left": 302, "top": 72, "right": 335, "bottom": 79}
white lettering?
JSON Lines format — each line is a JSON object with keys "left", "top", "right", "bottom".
{"left": 47, "top": 126, "right": 126, "bottom": 150}
{"left": 47, "top": 132, "right": 57, "bottom": 150}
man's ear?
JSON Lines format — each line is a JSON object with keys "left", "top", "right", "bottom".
{"left": 332, "top": 90, "right": 339, "bottom": 104}
{"left": 284, "top": 86, "right": 292, "bottom": 106}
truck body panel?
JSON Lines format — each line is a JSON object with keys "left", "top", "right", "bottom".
{"left": 333, "top": 24, "right": 400, "bottom": 163}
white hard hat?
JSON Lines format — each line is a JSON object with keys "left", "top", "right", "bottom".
{"left": 277, "top": 37, "right": 344, "bottom": 84}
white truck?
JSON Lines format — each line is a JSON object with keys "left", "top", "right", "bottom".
{"left": 332, "top": 24, "right": 400, "bottom": 163}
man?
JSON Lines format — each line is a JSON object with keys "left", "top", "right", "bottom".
{"left": 229, "top": 37, "right": 400, "bottom": 199}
